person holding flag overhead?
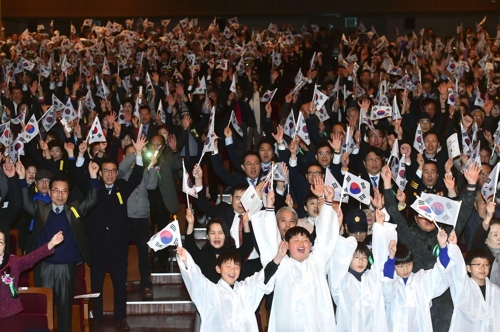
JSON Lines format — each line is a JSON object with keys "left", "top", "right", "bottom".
{"left": 382, "top": 162, "right": 479, "bottom": 331}
{"left": 73, "top": 135, "right": 146, "bottom": 331}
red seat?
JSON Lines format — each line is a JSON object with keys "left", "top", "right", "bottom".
{"left": 17, "top": 287, "right": 54, "bottom": 331}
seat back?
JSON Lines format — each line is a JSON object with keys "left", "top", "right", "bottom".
{"left": 19, "top": 287, "right": 54, "bottom": 331}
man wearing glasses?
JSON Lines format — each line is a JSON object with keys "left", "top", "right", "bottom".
{"left": 74, "top": 137, "right": 146, "bottom": 330}
{"left": 19, "top": 161, "right": 100, "bottom": 332}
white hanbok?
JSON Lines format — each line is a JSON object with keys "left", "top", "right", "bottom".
{"left": 447, "top": 244, "right": 500, "bottom": 332}
{"left": 327, "top": 222, "right": 397, "bottom": 332}
{"left": 251, "top": 203, "right": 339, "bottom": 332}
{"left": 381, "top": 247, "right": 454, "bottom": 332}
{"left": 178, "top": 251, "right": 275, "bottom": 332}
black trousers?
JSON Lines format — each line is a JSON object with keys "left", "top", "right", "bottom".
{"left": 148, "top": 189, "right": 171, "bottom": 263}
{"left": 34, "top": 261, "right": 77, "bottom": 332}
{"left": 90, "top": 240, "right": 128, "bottom": 321}
{"left": 127, "top": 217, "right": 152, "bottom": 289}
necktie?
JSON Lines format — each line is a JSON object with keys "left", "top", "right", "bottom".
{"left": 371, "top": 176, "right": 378, "bottom": 188}
{"left": 142, "top": 125, "right": 147, "bottom": 136}
{"left": 108, "top": 188, "right": 112, "bottom": 195}
{"left": 55, "top": 207, "right": 60, "bottom": 214}
{"left": 238, "top": 215, "right": 244, "bottom": 245}
{"left": 250, "top": 179, "right": 256, "bottom": 186}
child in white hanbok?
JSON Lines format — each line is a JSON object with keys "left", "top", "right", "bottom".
{"left": 328, "top": 209, "right": 396, "bottom": 332}
{"left": 251, "top": 185, "right": 339, "bottom": 332}
{"left": 446, "top": 230, "right": 500, "bottom": 332}
{"left": 176, "top": 243, "right": 287, "bottom": 332}
{"left": 382, "top": 229, "right": 453, "bottom": 332}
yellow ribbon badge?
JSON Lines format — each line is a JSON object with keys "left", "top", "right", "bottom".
{"left": 70, "top": 207, "right": 80, "bottom": 218}
{"left": 116, "top": 192, "right": 123, "bottom": 205}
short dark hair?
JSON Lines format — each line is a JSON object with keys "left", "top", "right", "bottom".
{"left": 242, "top": 151, "right": 261, "bottom": 164}
{"left": 395, "top": 243, "right": 413, "bottom": 265}
{"left": 422, "top": 130, "right": 439, "bottom": 140}
{"left": 139, "top": 105, "right": 151, "bottom": 113}
{"left": 364, "top": 146, "right": 384, "bottom": 160}
{"left": 101, "top": 158, "right": 119, "bottom": 169}
{"left": 285, "top": 226, "right": 311, "bottom": 242}
{"left": 256, "top": 137, "right": 273, "bottom": 151}
{"left": 216, "top": 251, "right": 242, "bottom": 268}
{"left": 306, "top": 162, "right": 324, "bottom": 173}
{"left": 354, "top": 241, "right": 372, "bottom": 268}
{"left": 465, "top": 249, "right": 492, "bottom": 266}
{"left": 423, "top": 160, "right": 438, "bottom": 169}
{"left": 49, "top": 174, "right": 69, "bottom": 190}
{"left": 303, "top": 193, "right": 318, "bottom": 207}
{"left": 316, "top": 141, "right": 333, "bottom": 153}
{"left": 231, "top": 183, "right": 249, "bottom": 196}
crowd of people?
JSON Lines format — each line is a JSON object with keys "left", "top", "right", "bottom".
{"left": 0, "top": 14, "right": 499, "bottom": 331}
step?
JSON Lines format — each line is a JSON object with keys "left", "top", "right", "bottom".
{"left": 126, "top": 284, "right": 196, "bottom": 315}
{"left": 96, "top": 313, "right": 195, "bottom": 331}
{"left": 193, "top": 227, "right": 206, "bottom": 240}
{"left": 128, "top": 272, "right": 184, "bottom": 285}
{"left": 217, "top": 193, "right": 232, "bottom": 205}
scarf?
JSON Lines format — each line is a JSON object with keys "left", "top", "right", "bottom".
{"left": 487, "top": 245, "right": 500, "bottom": 286}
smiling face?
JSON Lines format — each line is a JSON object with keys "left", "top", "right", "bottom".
{"left": 215, "top": 259, "right": 241, "bottom": 285}
{"left": 207, "top": 222, "right": 225, "bottom": 249}
{"left": 258, "top": 143, "right": 273, "bottom": 164}
{"left": 367, "top": 130, "right": 383, "bottom": 148}
{"left": 288, "top": 233, "right": 311, "bottom": 262}
{"left": 316, "top": 146, "right": 333, "bottom": 167}
{"left": 486, "top": 224, "right": 500, "bottom": 249}
{"left": 49, "top": 180, "right": 69, "bottom": 206}
{"left": 0, "top": 231, "right": 5, "bottom": 257}
{"left": 304, "top": 198, "right": 319, "bottom": 218}
{"left": 277, "top": 210, "right": 298, "bottom": 238}
{"left": 241, "top": 154, "right": 260, "bottom": 179}
{"left": 423, "top": 133, "right": 439, "bottom": 155}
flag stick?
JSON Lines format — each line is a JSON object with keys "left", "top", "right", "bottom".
{"left": 338, "top": 169, "right": 348, "bottom": 209}
{"left": 270, "top": 161, "right": 274, "bottom": 190}
{"left": 197, "top": 153, "right": 205, "bottom": 166}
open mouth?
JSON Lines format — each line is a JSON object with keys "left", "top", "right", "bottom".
{"left": 213, "top": 240, "right": 221, "bottom": 245}
{"left": 297, "top": 247, "right": 305, "bottom": 253}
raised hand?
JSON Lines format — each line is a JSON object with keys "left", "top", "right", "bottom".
{"left": 272, "top": 125, "right": 284, "bottom": 144}
{"left": 274, "top": 241, "right": 289, "bottom": 264}
{"left": 448, "top": 230, "right": 457, "bottom": 245}
{"left": 266, "top": 189, "right": 275, "bottom": 208}
{"left": 186, "top": 208, "right": 194, "bottom": 225}
{"left": 224, "top": 126, "right": 232, "bottom": 138}
{"left": 464, "top": 162, "right": 480, "bottom": 185}
{"left": 310, "top": 176, "right": 325, "bottom": 197}
{"left": 375, "top": 208, "right": 385, "bottom": 225}
{"left": 437, "top": 228, "right": 448, "bottom": 248}
{"left": 389, "top": 240, "right": 397, "bottom": 259}
{"left": 88, "top": 161, "right": 99, "bottom": 179}
{"left": 192, "top": 163, "right": 203, "bottom": 180}
{"left": 370, "top": 187, "right": 384, "bottom": 209}
{"left": 167, "top": 134, "right": 177, "bottom": 151}
{"left": 285, "top": 194, "right": 294, "bottom": 208}
{"left": 324, "top": 185, "right": 334, "bottom": 202}
{"left": 78, "top": 141, "right": 88, "bottom": 157}
{"left": 15, "top": 161, "right": 25, "bottom": 179}
{"left": 381, "top": 165, "right": 392, "bottom": 186}
{"left": 176, "top": 246, "right": 188, "bottom": 266}
{"left": 133, "top": 134, "right": 147, "bottom": 154}
{"left": 48, "top": 231, "right": 64, "bottom": 250}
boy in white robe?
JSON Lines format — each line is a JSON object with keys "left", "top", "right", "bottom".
{"left": 176, "top": 243, "right": 287, "bottom": 332}
{"left": 446, "top": 230, "right": 500, "bottom": 332}
{"left": 382, "top": 229, "right": 452, "bottom": 332}
{"left": 327, "top": 209, "right": 396, "bottom": 332}
{"left": 251, "top": 184, "right": 339, "bottom": 332}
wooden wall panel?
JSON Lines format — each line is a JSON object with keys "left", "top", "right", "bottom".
{"left": 2, "top": 0, "right": 499, "bottom": 18}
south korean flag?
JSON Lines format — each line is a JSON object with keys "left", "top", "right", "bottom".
{"left": 313, "top": 85, "right": 328, "bottom": 111}
{"left": 370, "top": 105, "right": 392, "bottom": 120}
{"left": 86, "top": 117, "right": 106, "bottom": 144}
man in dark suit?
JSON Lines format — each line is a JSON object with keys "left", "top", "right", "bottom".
{"left": 137, "top": 105, "right": 157, "bottom": 141}
{"left": 0, "top": 161, "right": 23, "bottom": 230}
{"left": 20, "top": 161, "right": 100, "bottom": 332}
{"left": 74, "top": 137, "right": 146, "bottom": 330}
{"left": 210, "top": 149, "right": 262, "bottom": 188}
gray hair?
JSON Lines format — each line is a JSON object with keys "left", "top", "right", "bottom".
{"left": 276, "top": 206, "right": 298, "bottom": 222}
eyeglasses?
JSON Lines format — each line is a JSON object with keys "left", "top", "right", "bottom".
{"left": 317, "top": 151, "right": 332, "bottom": 157}
{"left": 365, "top": 157, "right": 382, "bottom": 163}
{"left": 102, "top": 169, "right": 118, "bottom": 175}
{"left": 473, "top": 116, "right": 484, "bottom": 119}
{"left": 419, "top": 119, "right": 431, "bottom": 124}
{"left": 469, "top": 263, "right": 490, "bottom": 268}
{"left": 37, "top": 179, "right": 50, "bottom": 183}
{"left": 480, "top": 172, "right": 491, "bottom": 178}
{"left": 306, "top": 171, "right": 322, "bottom": 176}
{"left": 353, "top": 255, "right": 368, "bottom": 261}
{"left": 369, "top": 134, "right": 382, "bottom": 139}
{"left": 51, "top": 189, "right": 69, "bottom": 195}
